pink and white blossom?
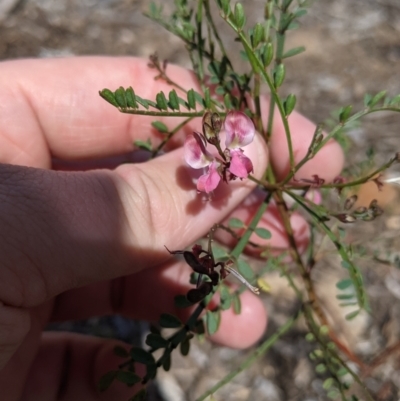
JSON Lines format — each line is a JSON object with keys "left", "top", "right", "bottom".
{"left": 183, "top": 111, "right": 255, "bottom": 194}
{"left": 184, "top": 132, "right": 214, "bottom": 169}
{"left": 229, "top": 149, "right": 253, "bottom": 178}
{"left": 197, "top": 161, "right": 221, "bottom": 193}
{"left": 224, "top": 111, "right": 255, "bottom": 149}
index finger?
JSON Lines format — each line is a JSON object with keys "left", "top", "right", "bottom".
{"left": 0, "top": 57, "right": 198, "bottom": 168}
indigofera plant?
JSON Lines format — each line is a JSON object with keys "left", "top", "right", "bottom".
{"left": 98, "top": 1, "right": 400, "bottom": 400}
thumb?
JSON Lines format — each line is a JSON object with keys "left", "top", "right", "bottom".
{"left": 0, "top": 134, "right": 267, "bottom": 308}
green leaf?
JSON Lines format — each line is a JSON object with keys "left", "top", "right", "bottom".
{"left": 294, "top": 8, "right": 308, "bottom": 18}
{"left": 98, "top": 370, "right": 118, "bottom": 392}
{"left": 284, "top": 94, "right": 296, "bottom": 116}
{"left": 261, "top": 42, "right": 273, "bottom": 67}
{"left": 234, "top": 3, "right": 246, "bottom": 30}
{"left": 134, "top": 139, "right": 152, "bottom": 152}
{"left": 368, "top": 90, "right": 387, "bottom": 107}
{"left": 228, "top": 217, "right": 245, "bottom": 228}
{"left": 220, "top": 0, "right": 231, "bottom": 16}
{"left": 282, "top": 46, "right": 305, "bottom": 59}
{"left": 232, "top": 293, "right": 241, "bottom": 314}
{"left": 341, "top": 260, "right": 351, "bottom": 269}
{"left": 174, "top": 294, "right": 194, "bottom": 308}
{"left": 251, "top": 23, "right": 264, "bottom": 48}
{"left": 151, "top": 121, "right": 169, "bottom": 133}
{"left": 339, "top": 302, "right": 359, "bottom": 307}
{"left": 282, "top": 0, "right": 294, "bottom": 8}
{"left": 156, "top": 91, "right": 168, "bottom": 110}
{"left": 206, "top": 310, "right": 221, "bottom": 335}
{"left": 345, "top": 310, "right": 360, "bottom": 320}
{"left": 116, "top": 371, "right": 141, "bottom": 386}
{"left": 327, "top": 390, "right": 340, "bottom": 400}
{"left": 254, "top": 227, "right": 272, "bottom": 239}
{"left": 180, "top": 336, "right": 191, "bottom": 356}
{"left": 135, "top": 95, "right": 150, "bottom": 109}
{"left": 125, "top": 87, "right": 138, "bottom": 108}
{"left": 389, "top": 94, "right": 400, "bottom": 105}
{"left": 211, "top": 245, "right": 228, "bottom": 260}
{"left": 237, "top": 259, "right": 255, "bottom": 280}
{"left": 336, "top": 279, "right": 353, "bottom": 290}
{"left": 322, "top": 377, "right": 334, "bottom": 390}
{"left": 145, "top": 333, "right": 168, "bottom": 350}
{"left": 99, "top": 89, "right": 119, "bottom": 108}
{"left": 337, "top": 367, "right": 349, "bottom": 377}
{"left": 239, "top": 49, "right": 249, "bottom": 61}
{"left": 115, "top": 87, "right": 127, "bottom": 108}
{"left": 168, "top": 89, "right": 180, "bottom": 110}
{"left": 315, "top": 363, "right": 326, "bottom": 373}
{"left": 220, "top": 285, "right": 232, "bottom": 311}
{"left": 159, "top": 313, "right": 182, "bottom": 328}
{"left": 287, "top": 21, "right": 299, "bottom": 30}
{"left": 161, "top": 350, "right": 171, "bottom": 371}
{"left": 363, "top": 93, "right": 372, "bottom": 107}
{"left": 336, "top": 293, "right": 355, "bottom": 300}
{"left": 224, "top": 93, "right": 233, "bottom": 109}
{"left": 113, "top": 345, "right": 129, "bottom": 358}
{"left": 187, "top": 89, "right": 196, "bottom": 109}
{"left": 273, "top": 64, "right": 286, "bottom": 88}
{"left": 178, "top": 96, "right": 190, "bottom": 109}
{"left": 339, "top": 105, "right": 352, "bottom": 122}
{"left": 130, "top": 388, "right": 147, "bottom": 401}
{"left": 194, "top": 90, "right": 205, "bottom": 107}
{"left": 130, "top": 347, "right": 155, "bottom": 365}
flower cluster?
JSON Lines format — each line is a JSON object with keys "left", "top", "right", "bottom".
{"left": 184, "top": 111, "right": 255, "bottom": 194}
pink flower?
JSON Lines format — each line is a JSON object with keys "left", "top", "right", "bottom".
{"left": 184, "top": 132, "right": 213, "bottom": 169}
{"left": 229, "top": 149, "right": 253, "bottom": 178}
{"left": 197, "top": 161, "right": 221, "bottom": 193}
{"left": 184, "top": 111, "right": 255, "bottom": 194}
{"left": 224, "top": 111, "right": 255, "bottom": 149}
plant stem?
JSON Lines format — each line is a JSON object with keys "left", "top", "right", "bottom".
{"left": 151, "top": 117, "right": 195, "bottom": 157}
{"left": 229, "top": 192, "right": 272, "bottom": 260}
{"left": 195, "top": 311, "right": 301, "bottom": 401}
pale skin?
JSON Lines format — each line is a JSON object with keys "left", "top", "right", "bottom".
{"left": 0, "top": 57, "right": 344, "bottom": 400}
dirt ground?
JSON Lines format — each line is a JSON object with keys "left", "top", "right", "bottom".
{"left": 2, "top": 0, "right": 400, "bottom": 400}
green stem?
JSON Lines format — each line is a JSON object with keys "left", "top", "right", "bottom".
{"left": 253, "top": 72, "right": 264, "bottom": 137}
{"left": 286, "top": 190, "right": 368, "bottom": 311}
{"left": 151, "top": 117, "right": 195, "bottom": 157}
{"left": 229, "top": 192, "right": 272, "bottom": 260}
{"left": 195, "top": 311, "right": 301, "bottom": 401}
{"left": 223, "top": 15, "right": 295, "bottom": 172}
{"left": 119, "top": 109, "right": 205, "bottom": 117}
{"left": 205, "top": 0, "right": 232, "bottom": 67}
{"left": 196, "top": 0, "right": 205, "bottom": 87}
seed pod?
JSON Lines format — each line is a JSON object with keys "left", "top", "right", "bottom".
{"left": 344, "top": 195, "right": 357, "bottom": 210}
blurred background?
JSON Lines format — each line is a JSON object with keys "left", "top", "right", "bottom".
{"left": 1, "top": 1, "right": 400, "bottom": 400}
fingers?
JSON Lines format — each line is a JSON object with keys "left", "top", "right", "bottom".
{"left": 0, "top": 133, "right": 268, "bottom": 307}
{"left": 0, "top": 304, "right": 30, "bottom": 370}
{"left": 50, "top": 259, "right": 267, "bottom": 349}
{"left": 0, "top": 57, "right": 200, "bottom": 167}
{"left": 20, "top": 332, "right": 143, "bottom": 401}
{"left": 0, "top": 57, "right": 343, "bottom": 182}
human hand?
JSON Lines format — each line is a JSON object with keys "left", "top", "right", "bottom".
{"left": 0, "top": 57, "right": 344, "bottom": 400}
